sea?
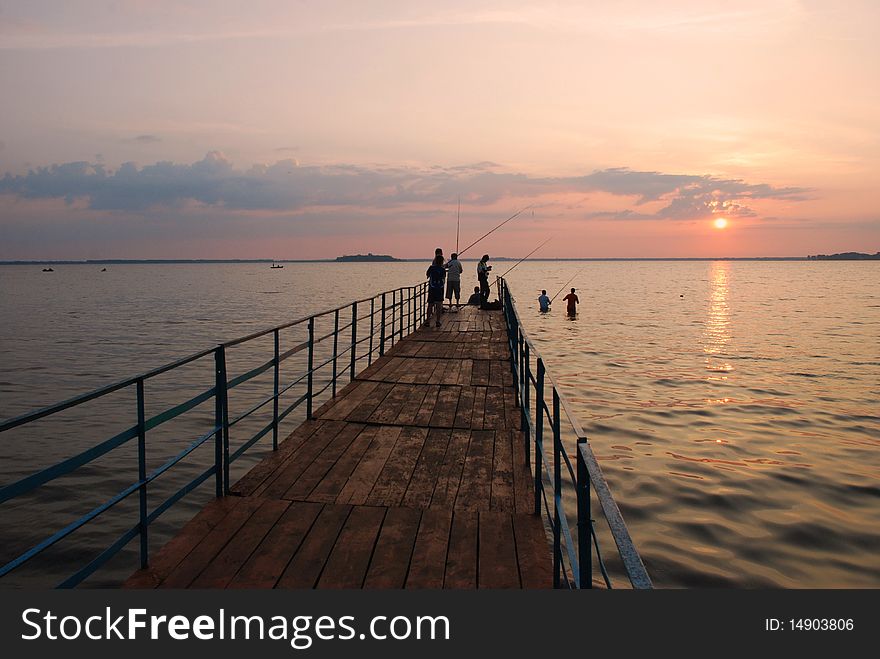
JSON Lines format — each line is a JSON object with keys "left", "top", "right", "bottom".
{"left": 0, "top": 260, "right": 878, "bottom": 588}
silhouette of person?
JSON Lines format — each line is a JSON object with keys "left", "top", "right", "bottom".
{"left": 538, "top": 289, "right": 551, "bottom": 312}
{"left": 562, "top": 288, "right": 579, "bottom": 316}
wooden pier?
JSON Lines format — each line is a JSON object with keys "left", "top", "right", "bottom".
{"left": 125, "top": 305, "right": 552, "bottom": 589}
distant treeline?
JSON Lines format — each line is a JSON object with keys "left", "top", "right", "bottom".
{"left": 807, "top": 252, "right": 880, "bottom": 260}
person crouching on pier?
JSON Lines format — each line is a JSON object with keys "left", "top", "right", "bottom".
{"left": 426, "top": 255, "right": 447, "bottom": 328}
{"left": 467, "top": 286, "right": 481, "bottom": 305}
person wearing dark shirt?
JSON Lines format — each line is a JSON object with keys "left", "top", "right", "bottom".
{"left": 426, "top": 255, "right": 447, "bottom": 327}
{"left": 477, "top": 254, "right": 491, "bottom": 304}
{"left": 466, "top": 286, "right": 481, "bottom": 305}
{"left": 562, "top": 288, "right": 579, "bottom": 316}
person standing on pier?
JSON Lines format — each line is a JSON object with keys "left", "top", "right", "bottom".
{"left": 426, "top": 255, "right": 447, "bottom": 327}
{"left": 445, "top": 252, "right": 463, "bottom": 311}
{"left": 477, "top": 254, "right": 492, "bottom": 304}
{"left": 538, "top": 289, "right": 551, "bottom": 312}
{"left": 562, "top": 288, "right": 579, "bottom": 316}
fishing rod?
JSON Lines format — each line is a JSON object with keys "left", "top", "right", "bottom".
{"left": 457, "top": 204, "right": 533, "bottom": 257}
{"left": 549, "top": 267, "right": 585, "bottom": 303}
{"left": 456, "top": 196, "right": 460, "bottom": 253}
{"left": 497, "top": 237, "right": 553, "bottom": 278}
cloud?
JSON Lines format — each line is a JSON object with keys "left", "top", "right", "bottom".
{"left": 133, "top": 134, "right": 162, "bottom": 144}
{"left": 0, "top": 153, "right": 810, "bottom": 219}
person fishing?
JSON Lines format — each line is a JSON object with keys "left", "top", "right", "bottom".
{"left": 467, "top": 286, "right": 482, "bottom": 305}
{"left": 562, "top": 287, "right": 579, "bottom": 316}
{"left": 425, "top": 255, "right": 447, "bottom": 327}
{"left": 538, "top": 289, "right": 551, "bottom": 312}
{"left": 445, "top": 252, "right": 463, "bottom": 311}
{"left": 477, "top": 254, "right": 492, "bottom": 304}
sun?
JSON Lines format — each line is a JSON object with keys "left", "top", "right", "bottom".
{"left": 713, "top": 217, "right": 728, "bottom": 229}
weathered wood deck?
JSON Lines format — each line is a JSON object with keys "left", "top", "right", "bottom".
{"left": 125, "top": 305, "right": 552, "bottom": 589}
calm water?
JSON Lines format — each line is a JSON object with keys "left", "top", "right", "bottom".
{"left": 1, "top": 261, "right": 878, "bottom": 587}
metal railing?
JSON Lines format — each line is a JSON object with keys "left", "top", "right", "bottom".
{"left": 0, "top": 281, "right": 428, "bottom": 587}
{"left": 499, "top": 277, "right": 652, "bottom": 589}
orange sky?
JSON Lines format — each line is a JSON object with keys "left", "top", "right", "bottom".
{"left": 1, "top": 0, "right": 878, "bottom": 258}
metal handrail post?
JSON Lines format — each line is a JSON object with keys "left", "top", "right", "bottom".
{"left": 136, "top": 378, "right": 148, "bottom": 569}
{"left": 391, "top": 289, "right": 396, "bottom": 346}
{"left": 213, "top": 348, "right": 224, "bottom": 497}
{"left": 350, "top": 301, "right": 358, "bottom": 382}
{"left": 332, "top": 309, "right": 339, "bottom": 397}
{"left": 306, "top": 317, "right": 315, "bottom": 419}
{"left": 368, "top": 298, "right": 375, "bottom": 367}
{"left": 577, "top": 438, "right": 592, "bottom": 588}
{"left": 534, "top": 357, "right": 544, "bottom": 516}
{"left": 380, "top": 293, "right": 387, "bottom": 357}
{"left": 272, "top": 329, "right": 280, "bottom": 450}
{"left": 398, "top": 288, "right": 404, "bottom": 340}
{"left": 215, "top": 345, "right": 230, "bottom": 495}
{"left": 553, "top": 388, "right": 562, "bottom": 588}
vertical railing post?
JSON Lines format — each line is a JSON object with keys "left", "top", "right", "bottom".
{"left": 534, "top": 357, "right": 544, "bottom": 516}
{"left": 391, "top": 289, "right": 396, "bottom": 346}
{"left": 577, "top": 438, "right": 592, "bottom": 589}
{"left": 272, "top": 329, "right": 280, "bottom": 451}
{"left": 136, "top": 378, "right": 148, "bottom": 569}
{"left": 332, "top": 309, "right": 339, "bottom": 397}
{"left": 552, "top": 388, "right": 562, "bottom": 588}
{"left": 380, "top": 293, "right": 387, "bottom": 357}
{"left": 214, "top": 345, "right": 229, "bottom": 495}
{"left": 523, "top": 341, "right": 531, "bottom": 463}
{"left": 368, "top": 298, "right": 375, "bottom": 366}
{"left": 350, "top": 301, "right": 358, "bottom": 382}
{"left": 397, "top": 288, "right": 404, "bottom": 339}
{"left": 306, "top": 317, "right": 314, "bottom": 419}
{"left": 410, "top": 286, "right": 415, "bottom": 333}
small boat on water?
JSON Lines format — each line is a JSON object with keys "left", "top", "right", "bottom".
{"left": 270, "top": 262, "right": 284, "bottom": 269}
{"left": 42, "top": 267, "right": 54, "bottom": 272}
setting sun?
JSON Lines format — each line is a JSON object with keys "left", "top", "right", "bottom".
{"left": 714, "top": 218, "right": 729, "bottom": 230}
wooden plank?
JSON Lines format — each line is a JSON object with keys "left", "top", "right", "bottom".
{"left": 282, "top": 422, "right": 366, "bottom": 500}
{"left": 478, "top": 511, "right": 520, "bottom": 588}
{"left": 318, "top": 506, "right": 387, "bottom": 589}
{"left": 277, "top": 504, "right": 352, "bottom": 588}
{"left": 159, "top": 496, "right": 265, "bottom": 588}
{"left": 346, "top": 381, "right": 394, "bottom": 422}
{"left": 394, "top": 385, "right": 430, "bottom": 425}
{"left": 483, "top": 386, "right": 507, "bottom": 430}
{"left": 455, "top": 430, "right": 494, "bottom": 511}
{"left": 230, "top": 419, "right": 326, "bottom": 496}
{"left": 318, "top": 380, "right": 379, "bottom": 420}
{"left": 453, "top": 385, "right": 475, "bottom": 429}
{"left": 429, "top": 385, "right": 460, "bottom": 428}
{"left": 406, "top": 509, "right": 453, "bottom": 589}
{"left": 257, "top": 420, "right": 348, "bottom": 499}
{"left": 369, "top": 383, "right": 416, "bottom": 424}
{"left": 412, "top": 385, "right": 440, "bottom": 426}
{"left": 430, "top": 429, "right": 470, "bottom": 509}
{"left": 227, "top": 501, "right": 323, "bottom": 588}
{"left": 366, "top": 427, "right": 428, "bottom": 506}
{"left": 444, "top": 511, "right": 478, "bottom": 589}
{"left": 513, "top": 514, "right": 553, "bottom": 589}
{"left": 307, "top": 425, "right": 378, "bottom": 503}
{"left": 457, "top": 360, "right": 473, "bottom": 386}
{"left": 470, "top": 386, "right": 487, "bottom": 431}
{"left": 471, "top": 360, "right": 490, "bottom": 386}
{"left": 363, "top": 507, "right": 422, "bottom": 588}
{"left": 511, "top": 429, "right": 535, "bottom": 515}
{"left": 190, "top": 498, "right": 290, "bottom": 588}
{"left": 124, "top": 496, "right": 241, "bottom": 588}
{"left": 336, "top": 425, "right": 403, "bottom": 505}
{"left": 402, "top": 428, "right": 451, "bottom": 509}
{"left": 491, "top": 424, "right": 515, "bottom": 512}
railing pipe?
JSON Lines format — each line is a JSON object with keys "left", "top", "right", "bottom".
{"left": 553, "top": 388, "right": 562, "bottom": 588}
{"left": 272, "top": 329, "right": 280, "bottom": 451}
{"left": 534, "top": 357, "right": 544, "bottom": 516}
{"left": 577, "top": 437, "right": 592, "bottom": 588}
{"left": 136, "top": 378, "right": 148, "bottom": 569}
{"left": 332, "top": 309, "right": 340, "bottom": 397}
{"left": 380, "top": 293, "right": 387, "bottom": 357}
{"left": 350, "top": 302, "right": 358, "bottom": 382}
{"left": 306, "top": 317, "right": 315, "bottom": 419}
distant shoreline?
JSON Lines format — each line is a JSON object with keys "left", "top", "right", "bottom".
{"left": 2, "top": 256, "right": 878, "bottom": 265}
